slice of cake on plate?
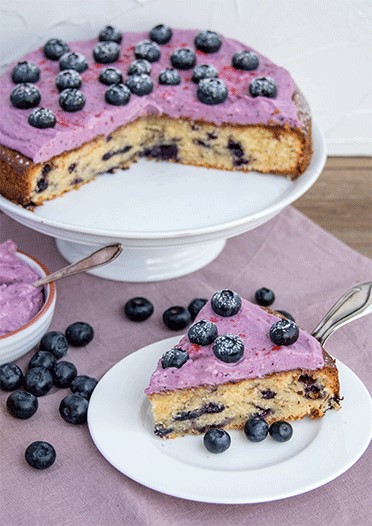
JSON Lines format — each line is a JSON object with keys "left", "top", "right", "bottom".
{"left": 145, "top": 290, "right": 341, "bottom": 438}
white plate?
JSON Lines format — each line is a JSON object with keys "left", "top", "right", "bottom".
{"left": 88, "top": 336, "right": 372, "bottom": 504}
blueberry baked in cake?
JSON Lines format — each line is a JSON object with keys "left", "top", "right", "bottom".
{"left": 0, "top": 24, "right": 312, "bottom": 206}
{"left": 145, "top": 290, "right": 340, "bottom": 439}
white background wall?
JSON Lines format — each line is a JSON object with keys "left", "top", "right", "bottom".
{"left": 1, "top": 0, "right": 371, "bottom": 155}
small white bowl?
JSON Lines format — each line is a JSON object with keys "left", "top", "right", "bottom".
{"left": 0, "top": 251, "right": 56, "bottom": 365}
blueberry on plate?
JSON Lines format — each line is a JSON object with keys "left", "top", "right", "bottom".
{"left": 197, "top": 78, "right": 228, "bottom": 105}
{"left": 24, "top": 367, "right": 53, "bottom": 397}
{"left": 149, "top": 24, "right": 172, "bottom": 45}
{"left": 105, "top": 83, "right": 131, "bottom": 105}
{"left": 55, "top": 69, "right": 82, "bottom": 91}
{"left": 59, "top": 51, "right": 88, "bottom": 73}
{"left": 127, "top": 59, "right": 151, "bottom": 76}
{"left": 134, "top": 40, "right": 160, "bottom": 62}
{"left": 161, "top": 348, "right": 189, "bottom": 369}
{"left": 11, "top": 61, "right": 40, "bottom": 83}
{"left": 0, "top": 363, "right": 24, "bottom": 391}
{"left": 65, "top": 322, "right": 94, "bottom": 346}
{"left": 195, "top": 30, "right": 222, "bottom": 53}
{"left": 244, "top": 416, "right": 269, "bottom": 442}
{"left": 269, "top": 421, "right": 293, "bottom": 442}
{"left": 25, "top": 441, "right": 56, "bottom": 469}
{"left": 188, "top": 320, "right": 217, "bottom": 346}
{"left": 93, "top": 41, "right": 120, "bottom": 64}
{"left": 163, "top": 306, "right": 192, "bottom": 331}
{"left": 39, "top": 331, "right": 69, "bottom": 359}
{"left": 44, "top": 38, "right": 70, "bottom": 60}
{"left": 125, "top": 74, "right": 153, "bottom": 96}
{"left": 10, "top": 83, "right": 41, "bottom": 109}
{"left": 70, "top": 375, "right": 98, "bottom": 400}
{"left": 203, "top": 428, "right": 231, "bottom": 453}
{"left": 212, "top": 334, "right": 244, "bottom": 363}
{"left": 249, "top": 76, "right": 277, "bottom": 98}
{"left": 59, "top": 393, "right": 89, "bottom": 424}
{"left": 7, "top": 391, "right": 38, "bottom": 419}
{"left": 232, "top": 50, "right": 259, "bottom": 71}
{"left": 191, "top": 64, "right": 218, "bottom": 83}
{"left": 170, "top": 48, "right": 196, "bottom": 70}
{"left": 211, "top": 289, "right": 241, "bottom": 317}
{"left": 28, "top": 350, "right": 56, "bottom": 371}
{"left": 51, "top": 361, "right": 77, "bottom": 388}
{"left": 124, "top": 297, "right": 154, "bottom": 321}
{"left": 188, "top": 298, "right": 208, "bottom": 320}
{"left": 254, "top": 287, "right": 275, "bottom": 307}
{"left": 98, "top": 25, "right": 122, "bottom": 44}
{"left": 99, "top": 66, "right": 123, "bottom": 85}
{"left": 269, "top": 319, "right": 299, "bottom": 346}
{"left": 276, "top": 310, "right": 295, "bottom": 322}
{"left": 59, "top": 88, "right": 85, "bottom": 112}
{"left": 158, "top": 68, "right": 181, "bottom": 86}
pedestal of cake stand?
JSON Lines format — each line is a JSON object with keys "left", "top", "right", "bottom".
{"left": 55, "top": 238, "right": 226, "bottom": 282}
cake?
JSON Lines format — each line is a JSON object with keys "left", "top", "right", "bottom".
{"left": 0, "top": 25, "right": 312, "bottom": 207}
{"left": 145, "top": 290, "right": 340, "bottom": 439}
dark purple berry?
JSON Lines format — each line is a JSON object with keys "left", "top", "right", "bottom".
{"left": 127, "top": 59, "right": 151, "bottom": 75}
{"left": 59, "top": 393, "right": 89, "bottom": 424}
{"left": 98, "top": 25, "right": 122, "bottom": 43}
{"left": 158, "top": 68, "right": 181, "bottom": 85}
{"left": 10, "top": 83, "right": 41, "bottom": 109}
{"left": 59, "top": 52, "right": 88, "bottom": 73}
{"left": 7, "top": 391, "right": 38, "bottom": 419}
{"left": 93, "top": 41, "right": 120, "bottom": 64}
{"left": 203, "top": 428, "right": 231, "bottom": 453}
{"left": 170, "top": 48, "right": 196, "bottom": 70}
{"left": 255, "top": 287, "right": 275, "bottom": 307}
{"left": 28, "top": 108, "right": 56, "bottom": 129}
{"left": 211, "top": 289, "right": 241, "bottom": 317}
{"left": 24, "top": 367, "right": 53, "bottom": 397}
{"left": 44, "top": 38, "right": 69, "bottom": 60}
{"left": 244, "top": 416, "right": 269, "bottom": 442}
{"left": 269, "top": 421, "right": 293, "bottom": 442}
{"left": 270, "top": 319, "right": 299, "bottom": 346}
{"left": 192, "top": 64, "right": 218, "bottom": 83}
{"left": 25, "top": 441, "right": 56, "bottom": 469}
{"left": 125, "top": 74, "right": 153, "bottom": 96}
{"left": 52, "top": 361, "right": 77, "bottom": 388}
{"left": 134, "top": 40, "right": 160, "bottom": 62}
{"left": 276, "top": 310, "right": 295, "bottom": 322}
{"left": 105, "top": 83, "right": 131, "bottom": 105}
{"left": 124, "top": 297, "right": 154, "bottom": 321}
{"left": 149, "top": 24, "right": 172, "bottom": 45}
{"left": 197, "top": 78, "right": 228, "bottom": 105}
{"left": 188, "top": 320, "right": 217, "bottom": 346}
{"left": 59, "top": 88, "right": 85, "bottom": 112}
{"left": 40, "top": 331, "right": 69, "bottom": 359}
{"left": 70, "top": 375, "right": 97, "bottom": 400}
{"left": 55, "top": 69, "right": 82, "bottom": 91}
{"left": 161, "top": 348, "right": 189, "bottom": 369}
{"left": 232, "top": 51, "right": 259, "bottom": 71}
{"left": 29, "top": 350, "right": 56, "bottom": 371}
{"left": 0, "top": 363, "right": 24, "bottom": 391}
{"left": 65, "top": 322, "right": 94, "bottom": 346}
{"left": 163, "top": 306, "right": 191, "bottom": 331}
{"left": 195, "top": 31, "right": 222, "bottom": 53}
{"left": 249, "top": 77, "right": 277, "bottom": 98}
{"left": 11, "top": 61, "right": 40, "bottom": 83}
{"left": 99, "top": 66, "right": 123, "bottom": 85}
{"left": 212, "top": 334, "right": 244, "bottom": 363}
{"left": 188, "top": 298, "right": 208, "bottom": 320}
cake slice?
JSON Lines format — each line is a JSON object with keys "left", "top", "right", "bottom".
{"left": 145, "top": 290, "right": 340, "bottom": 438}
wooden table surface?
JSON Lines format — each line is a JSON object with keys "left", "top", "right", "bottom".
{"left": 294, "top": 157, "right": 372, "bottom": 259}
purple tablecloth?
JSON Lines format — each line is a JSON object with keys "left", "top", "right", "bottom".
{"left": 1, "top": 207, "right": 371, "bottom": 526}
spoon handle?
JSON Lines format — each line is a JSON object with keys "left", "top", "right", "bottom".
{"left": 33, "top": 243, "right": 123, "bottom": 287}
{"left": 312, "top": 282, "right": 372, "bottom": 346}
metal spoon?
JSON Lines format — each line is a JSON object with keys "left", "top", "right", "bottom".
{"left": 32, "top": 243, "right": 123, "bottom": 287}
{"left": 312, "top": 282, "right": 372, "bottom": 346}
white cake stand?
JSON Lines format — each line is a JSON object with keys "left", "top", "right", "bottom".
{"left": 0, "top": 122, "right": 326, "bottom": 282}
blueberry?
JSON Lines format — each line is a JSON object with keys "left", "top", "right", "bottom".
{"left": 149, "top": 24, "right": 172, "bottom": 45}
{"left": 197, "top": 78, "right": 228, "bottom": 105}
{"left": 6, "top": 391, "right": 38, "bottom": 419}
{"left": 249, "top": 77, "right": 277, "bottom": 98}
{"left": 255, "top": 287, "right": 275, "bottom": 307}
{"left": 98, "top": 25, "right": 122, "bottom": 44}
{"left": 127, "top": 59, "right": 151, "bottom": 76}
{"left": 203, "top": 428, "right": 231, "bottom": 453}
{"left": 134, "top": 40, "right": 160, "bottom": 62}
{"left": 124, "top": 297, "right": 154, "bottom": 321}
{"left": 65, "top": 322, "right": 94, "bottom": 346}
{"left": 24, "top": 367, "right": 53, "bottom": 397}
{"left": 105, "top": 83, "right": 131, "bottom": 105}
{"left": 269, "top": 421, "right": 293, "bottom": 442}
{"left": 10, "top": 83, "right": 41, "bottom": 109}
{"left": 170, "top": 48, "right": 196, "bottom": 70}
{"left": 269, "top": 319, "right": 299, "bottom": 346}
{"left": 99, "top": 67, "right": 123, "bottom": 85}
{"left": 0, "top": 363, "right": 24, "bottom": 391}
{"left": 276, "top": 310, "right": 295, "bottom": 322}
{"left": 195, "top": 30, "right": 222, "bottom": 53}
{"left": 158, "top": 68, "right": 181, "bottom": 85}
{"left": 188, "top": 320, "right": 217, "bottom": 346}
{"left": 163, "top": 306, "right": 192, "bottom": 331}
{"left": 29, "top": 350, "right": 56, "bottom": 371}
{"left": 59, "top": 88, "right": 85, "bottom": 112}
{"left": 28, "top": 108, "right": 56, "bottom": 129}
{"left": 232, "top": 50, "right": 259, "bottom": 71}
{"left": 125, "top": 74, "right": 153, "bottom": 96}
{"left": 25, "top": 441, "right": 56, "bottom": 469}
{"left": 161, "top": 348, "right": 189, "bottom": 369}
{"left": 40, "top": 331, "right": 69, "bottom": 359}
{"left": 44, "top": 38, "right": 69, "bottom": 60}
{"left": 93, "top": 41, "right": 120, "bottom": 64}
{"left": 244, "top": 416, "right": 269, "bottom": 442}
{"left": 192, "top": 64, "right": 218, "bottom": 83}
{"left": 211, "top": 289, "right": 242, "bottom": 317}
{"left": 11, "top": 61, "right": 40, "bottom": 83}
{"left": 55, "top": 69, "right": 82, "bottom": 91}
{"left": 188, "top": 298, "right": 208, "bottom": 320}
{"left": 59, "top": 393, "right": 89, "bottom": 424}
{"left": 212, "top": 334, "right": 244, "bottom": 363}
{"left": 70, "top": 375, "right": 97, "bottom": 400}
{"left": 52, "top": 361, "right": 77, "bottom": 388}
{"left": 59, "top": 52, "right": 88, "bottom": 73}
